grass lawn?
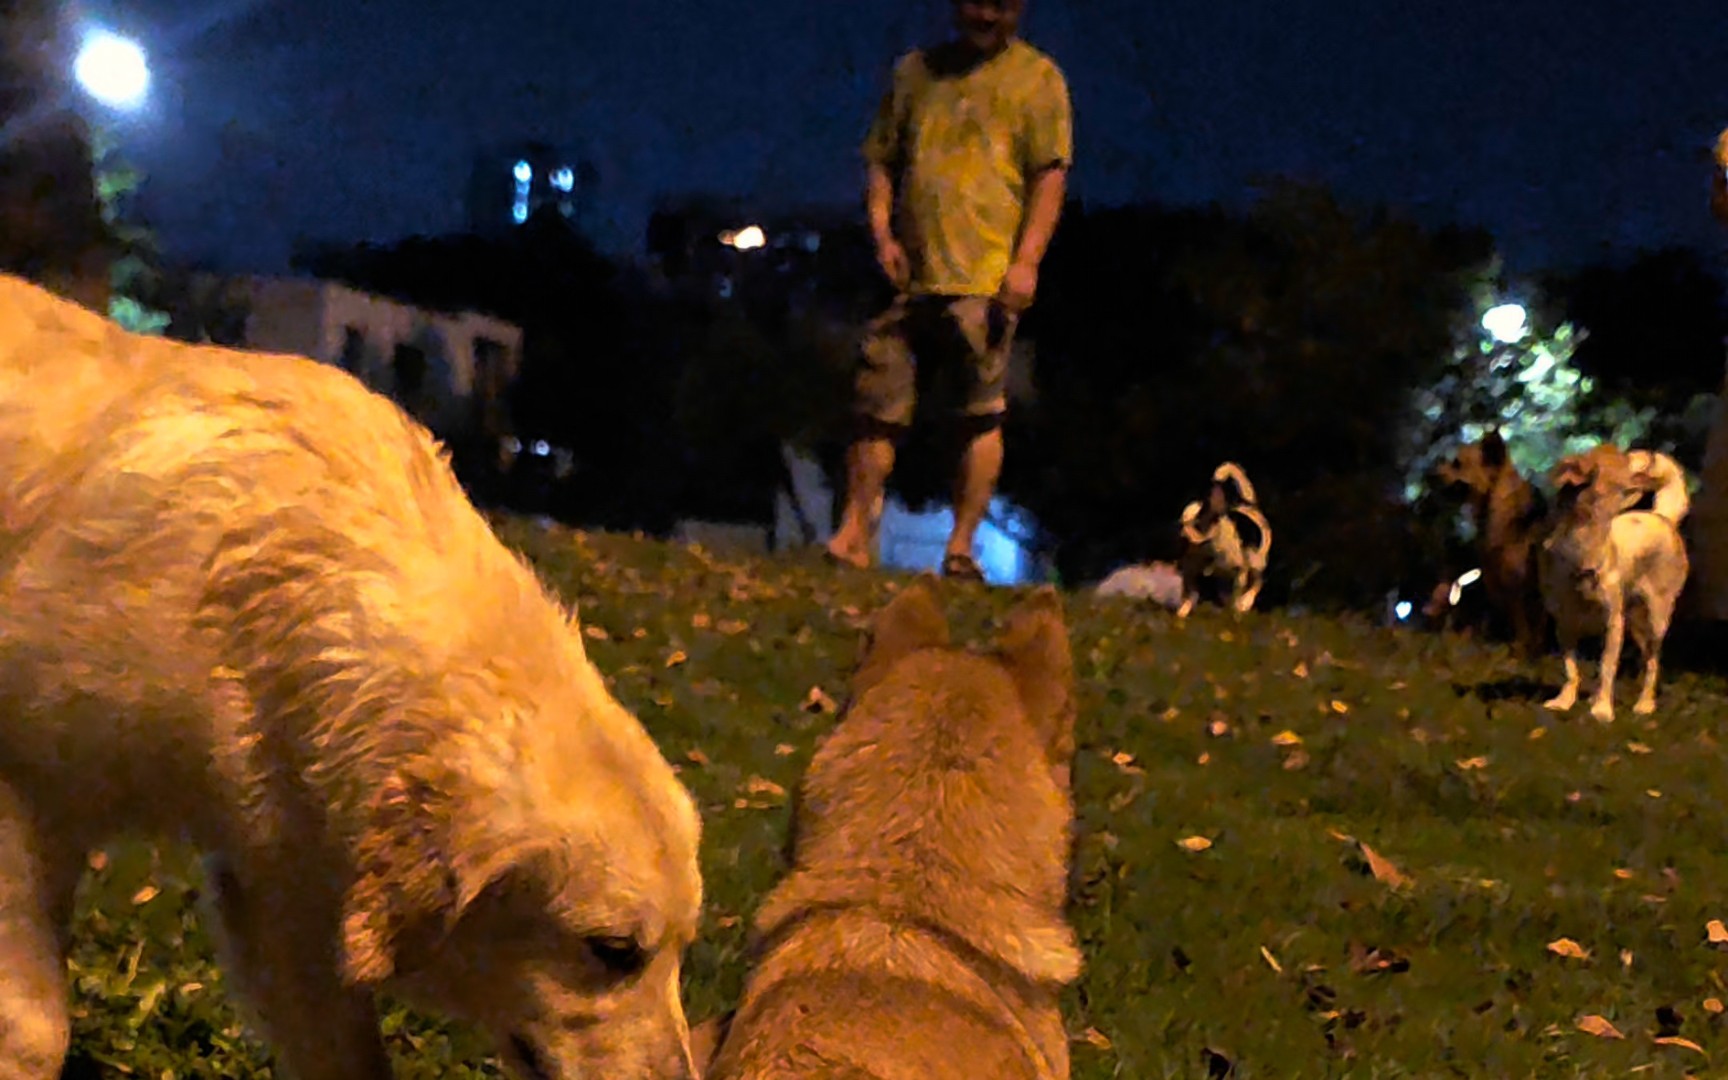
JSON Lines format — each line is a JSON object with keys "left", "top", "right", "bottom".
{"left": 62, "top": 518, "right": 1728, "bottom": 1078}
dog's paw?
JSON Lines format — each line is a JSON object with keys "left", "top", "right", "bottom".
{"left": 1590, "top": 700, "right": 1616, "bottom": 723}
{"left": 1542, "top": 695, "right": 1575, "bottom": 713}
{"left": 1632, "top": 697, "right": 1657, "bottom": 716}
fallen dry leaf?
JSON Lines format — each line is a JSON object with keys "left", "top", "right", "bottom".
{"left": 1197, "top": 752, "right": 1212, "bottom": 766}
{"left": 1330, "top": 700, "right": 1350, "bottom": 714}
{"left": 1705, "top": 919, "right": 1728, "bottom": 944}
{"left": 774, "top": 743, "right": 796, "bottom": 756}
{"left": 1628, "top": 741, "right": 1654, "bottom": 755}
{"left": 1703, "top": 998, "right": 1724, "bottom": 1015}
{"left": 1360, "top": 843, "right": 1413, "bottom": 889}
{"left": 716, "top": 618, "right": 749, "bottom": 635}
{"left": 1575, "top": 1014, "right": 1624, "bottom": 1039}
{"left": 743, "top": 776, "right": 787, "bottom": 799}
{"left": 665, "top": 650, "right": 689, "bottom": 668}
{"left": 1654, "top": 1036, "right": 1705, "bottom": 1054}
{"left": 1529, "top": 726, "right": 1548, "bottom": 740}
{"left": 801, "top": 685, "right": 838, "bottom": 714}
{"left": 1271, "top": 730, "right": 1304, "bottom": 747}
{"left": 1282, "top": 749, "right": 1311, "bottom": 771}
{"left": 1620, "top": 949, "right": 1634, "bottom": 969}
{"left": 1292, "top": 661, "right": 1309, "bottom": 679}
{"left": 1160, "top": 706, "right": 1181, "bottom": 722}
{"left": 690, "top": 613, "right": 712, "bottom": 629}
{"left": 1074, "top": 1027, "right": 1113, "bottom": 1051}
{"left": 1547, "top": 938, "right": 1591, "bottom": 960}
{"left": 1260, "top": 945, "right": 1283, "bottom": 973}
{"left": 1111, "top": 750, "right": 1137, "bottom": 767}
{"left": 1208, "top": 718, "right": 1232, "bottom": 737}
{"left": 1614, "top": 868, "right": 1636, "bottom": 880}
{"left": 1177, "top": 835, "right": 1214, "bottom": 852}
{"left": 131, "top": 884, "right": 160, "bottom": 906}
{"left": 1456, "top": 756, "right": 1490, "bottom": 770}
{"left": 584, "top": 625, "right": 610, "bottom": 641}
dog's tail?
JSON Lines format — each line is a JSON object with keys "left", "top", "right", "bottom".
{"left": 1627, "top": 450, "right": 1690, "bottom": 526}
{"left": 1213, "top": 461, "right": 1259, "bottom": 507}
{"left": 1233, "top": 503, "right": 1273, "bottom": 568}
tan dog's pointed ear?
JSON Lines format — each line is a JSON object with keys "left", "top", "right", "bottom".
{"left": 854, "top": 575, "right": 950, "bottom": 690}
{"left": 1551, "top": 455, "right": 1593, "bottom": 492}
{"left": 997, "top": 586, "right": 1077, "bottom": 775}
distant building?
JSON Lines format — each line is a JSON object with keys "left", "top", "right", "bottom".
{"left": 231, "top": 276, "right": 523, "bottom": 450}
{"left": 467, "top": 141, "right": 594, "bottom": 237}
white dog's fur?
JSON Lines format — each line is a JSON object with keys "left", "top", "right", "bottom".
{"left": 1177, "top": 462, "right": 1271, "bottom": 617}
{"left": 1539, "top": 445, "right": 1690, "bottom": 723}
{"left": 0, "top": 275, "right": 702, "bottom": 1079}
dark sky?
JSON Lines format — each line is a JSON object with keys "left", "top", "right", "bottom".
{"left": 92, "top": 0, "right": 1727, "bottom": 274}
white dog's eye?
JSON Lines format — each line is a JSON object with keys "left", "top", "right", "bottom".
{"left": 586, "top": 934, "right": 648, "bottom": 976}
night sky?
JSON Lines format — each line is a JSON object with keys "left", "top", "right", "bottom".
{"left": 92, "top": 0, "right": 1727, "bottom": 274}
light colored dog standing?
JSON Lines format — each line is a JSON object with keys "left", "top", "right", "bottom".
{"left": 1177, "top": 461, "right": 1271, "bottom": 617}
{"left": 0, "top": 276, "right": 702, "bottom": 1080}
{"left": 703, "top": 580, "right": 1082, "bottom": 1080}
{"left": 1539, "top": 445, "right": 1690, "bottom": 722}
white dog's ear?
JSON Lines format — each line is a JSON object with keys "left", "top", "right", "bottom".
{"left": 853, "top": 576, "right": 950, "bottom": 692}
{"left": 340, "top": 770, "right": 548, "bottom": 985}
{"left": 996, "top": 586, "right": 1077, "bottom": 776}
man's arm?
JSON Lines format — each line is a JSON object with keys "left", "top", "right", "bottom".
{"left": 866, "top": 162, "right": 897, "bottom": 248}
{"left": 1012, "top": 164, "right": 1068, "bottom": 271}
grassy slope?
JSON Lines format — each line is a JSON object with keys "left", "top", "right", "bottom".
{"left": 62, "top": 520, "right": 1728, "bottom": 1078}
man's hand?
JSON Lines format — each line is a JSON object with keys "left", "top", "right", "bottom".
{"left": 996, "top": 258, "right": 1039, "bottom": 315}
{"left": 874, "top": 234, "right": 911, "bottom": 292}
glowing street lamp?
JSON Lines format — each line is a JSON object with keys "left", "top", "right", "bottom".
{"left": 1481, "top": 302, "right": 1528, "bottom": 345}
{"left": 74, "top": 29, "right": 149, "bottom": 111}
{"left": 719, "top": 224, "right": 767, "bottom": 251}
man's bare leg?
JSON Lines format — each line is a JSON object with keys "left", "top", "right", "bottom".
{"left": 826, "top": 434, "right": 896, "bottom": 568}
{"left": 945, "top": 422, "right": 1004, "bottom": 564}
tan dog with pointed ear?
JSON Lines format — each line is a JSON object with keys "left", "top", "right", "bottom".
{"left": 704, "top": 578, "right": 1082, "bottom": 1080}
{"left": 0, "top": 275, "right": 701, "bottom": 1080}
{"left": 1539, "top": 444, "right": 1690, "bottom": 722}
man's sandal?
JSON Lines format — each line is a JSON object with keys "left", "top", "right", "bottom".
{"left": 940, "top": 552, "right": 986, "bottom": 582}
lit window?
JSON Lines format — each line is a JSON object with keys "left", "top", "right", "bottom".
{"left": 513, "top": 160, "right": 532, "bottom": 183}
{"left": 552, "top": 166, "right": 575, "bottom": 192}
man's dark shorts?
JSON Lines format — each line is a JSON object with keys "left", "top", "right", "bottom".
{"left": 853, "top": 294, "right": 1017, "bottom": 430}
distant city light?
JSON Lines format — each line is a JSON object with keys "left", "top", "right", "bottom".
{"left": 721, "top": 224, "right": 767, "bottom": 251}
{"left": 513, "top": 160, "right": 533, "bottom": 184}
{"left": 1482, "top": 302, "right": 1529, "bottom": 344}
{"left": 551, "top": 166, "right": 575, "bottom": 192}
{"left": 74, "top": 30, "right": 149, "bottom": 110}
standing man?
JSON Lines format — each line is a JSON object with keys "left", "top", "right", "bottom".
{"left": 824, "top": 0, "right": 1071, "bottom": 581}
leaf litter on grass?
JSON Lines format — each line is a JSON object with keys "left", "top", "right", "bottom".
{"left": 65, "top": 520, "right": 1728, "bottom": 1078}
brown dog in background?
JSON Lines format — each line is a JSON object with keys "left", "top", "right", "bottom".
{"left": 1432, "top": 430, "right": 1549, "bottom": 655}
{"left": 703, "top": 579, "right": 1082, "bottom": 1080}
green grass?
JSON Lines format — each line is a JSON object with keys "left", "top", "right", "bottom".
{"left": 64, "top": 518, "right": 1728, "bottom": 1078}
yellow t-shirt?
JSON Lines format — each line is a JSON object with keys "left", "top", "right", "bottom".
{"left": 863, "top": 40, "right": 1073, "bottom": 298}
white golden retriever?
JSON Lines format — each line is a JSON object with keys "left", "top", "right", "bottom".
{"left": 0, "top": 276, "right": 701, "bottom": 1079}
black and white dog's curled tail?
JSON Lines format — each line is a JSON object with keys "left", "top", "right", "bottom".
{"left": 1212, "top": 461, "right": 1259, "bottom": 507}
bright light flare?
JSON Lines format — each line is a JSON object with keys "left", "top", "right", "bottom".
{"left": 1482, "top": 302, "right": 1528, "bottom": 345}
{"left": 74, "top": 30, "right": 150, "bottom": 110}
{"left": 720, "top": 224, "right": 767, "bottom": 251}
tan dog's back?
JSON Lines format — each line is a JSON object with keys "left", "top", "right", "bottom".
{"left": 707, "top": 581, "right": 1081, "bottom": 1080}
